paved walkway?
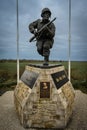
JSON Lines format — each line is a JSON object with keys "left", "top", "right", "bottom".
{"left": 0, "top": 90, "right": 87, "bottom": 130}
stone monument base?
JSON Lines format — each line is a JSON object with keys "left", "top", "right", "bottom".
{"left": 14, "top": 64, "right": 75, "bottom": 128}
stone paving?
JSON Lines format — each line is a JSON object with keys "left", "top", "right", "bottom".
{"left": 0, "top": 90, "right": 87, "bottom": 130}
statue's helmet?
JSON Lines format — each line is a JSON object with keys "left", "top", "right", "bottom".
{"left": 41, "top": 8, "right": 51, "bottom": 17}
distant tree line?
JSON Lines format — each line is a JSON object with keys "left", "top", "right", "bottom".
{"left": 0, "top": 59, "right": 64, "bottom": 63}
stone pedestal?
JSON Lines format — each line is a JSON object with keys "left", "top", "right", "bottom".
{"left": 14, "top": 64, "right": 75, "bottom": 128}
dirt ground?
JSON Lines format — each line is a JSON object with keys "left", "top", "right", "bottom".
{"left": 0, "top": 90, "right": 87, "bottom": 130}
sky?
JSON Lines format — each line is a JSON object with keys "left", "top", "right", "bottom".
{"left": 0, "top": 0, "right": 87, "bottom": 61}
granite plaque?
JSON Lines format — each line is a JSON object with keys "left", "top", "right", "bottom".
{"left": 51, "top": 70, "right": 69, "bottom": 89}
{"left": 40, "top": 82, "right": 50, "bottom": 98}
{"left": 21, "top": 70, "right": 39, "bottom": 89}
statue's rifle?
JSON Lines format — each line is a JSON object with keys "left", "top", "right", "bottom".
{"left": 29, "top": 17, "right": 56, "bottom": 42}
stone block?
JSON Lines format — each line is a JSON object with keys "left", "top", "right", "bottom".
{"left": 14, "top": 64, "right": 75, "bottom": 128}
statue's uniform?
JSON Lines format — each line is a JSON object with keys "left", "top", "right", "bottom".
{"left": 29, "top": 19, "right": 55, "bottom": 59}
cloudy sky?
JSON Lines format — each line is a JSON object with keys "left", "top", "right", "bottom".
{"left": 0, "top": 0, "right": 87, "bottom": 61}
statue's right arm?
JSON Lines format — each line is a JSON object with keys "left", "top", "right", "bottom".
{"left": 28, "top": 19, "right": 40, "bottom": 34}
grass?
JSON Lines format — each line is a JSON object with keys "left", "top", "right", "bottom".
{"left": 0, "top": 60, "right": 87, "bottom": 95}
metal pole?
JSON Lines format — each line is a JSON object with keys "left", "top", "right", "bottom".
{"left": 16, "top": 0, "right": 19, "bottom": 84}
{"left": 68, "top": 0, "right": 71, "bottom": 81}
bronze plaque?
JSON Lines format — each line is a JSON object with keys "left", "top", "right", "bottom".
{"left": 40, "top": 82, "right": 50, "bottom": 98}
{"left": 51, "top": 70, "right": 69, "bottom": 89}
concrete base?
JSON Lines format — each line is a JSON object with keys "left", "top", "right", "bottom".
{"left": 14, "top": 64, "right": 75, "bottom": 128}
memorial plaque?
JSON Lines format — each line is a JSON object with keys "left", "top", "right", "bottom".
{"left": 40, "top": 82, "right": 50, "bottom": 98}
{"left": 21, "top": 70, "right": 39, "bottom": 89}
{"left": 51, "top": 70, "right": 69, "bottom": 89}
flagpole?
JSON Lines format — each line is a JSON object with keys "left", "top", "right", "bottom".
{"left": 16, "top": 0, "right": 19, "bottom": 84}
{"left": 68, "top": 0, "right": 71, "bottom": 81}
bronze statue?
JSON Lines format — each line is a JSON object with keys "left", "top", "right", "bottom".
{"left": 29, "top": 8, "right": 56, "bottom": 65}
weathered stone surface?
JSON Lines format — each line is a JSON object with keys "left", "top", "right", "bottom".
{"left": 14, "top": 64, "right": 75, "bottom": 129}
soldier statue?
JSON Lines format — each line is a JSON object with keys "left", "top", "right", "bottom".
{"left": 29, "top": 8, "right": 56, "bottom": 65}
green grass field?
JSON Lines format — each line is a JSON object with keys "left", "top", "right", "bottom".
{"left": 0, "top": 60, "right": 87, "bottom": 95}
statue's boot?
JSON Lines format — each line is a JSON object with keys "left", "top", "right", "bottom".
{"left": 43, "top": 56, "right": 49, "bottom": 66}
